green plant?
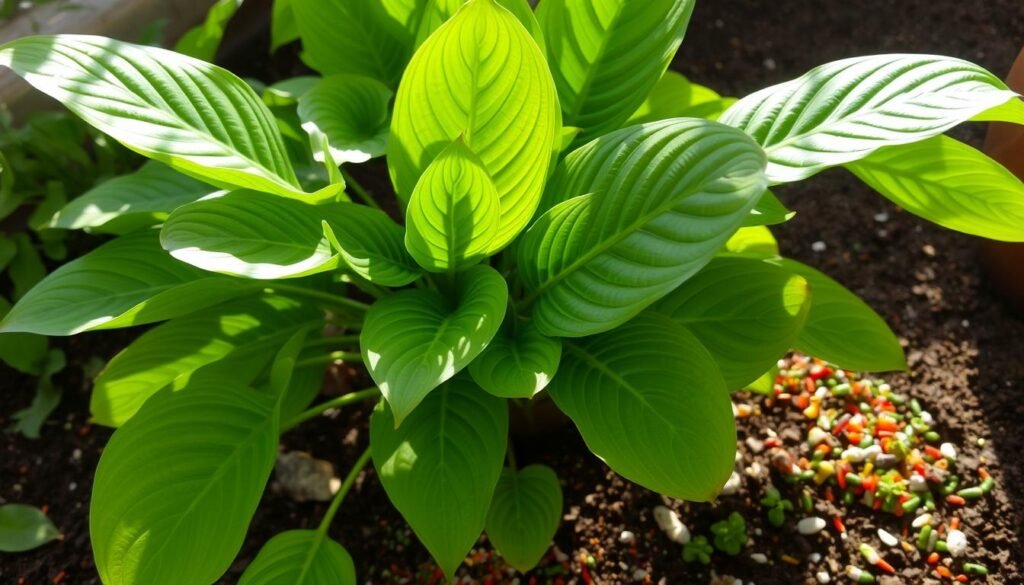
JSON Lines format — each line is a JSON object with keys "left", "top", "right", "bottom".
{"left": 0, "top": 0, "right": 1023, "bottom": 582}
{"left": 710, "top": 511, "right": 747, "bottom": 555}
{"left": 683, "top": 535, "right": 713, "bottom": 565}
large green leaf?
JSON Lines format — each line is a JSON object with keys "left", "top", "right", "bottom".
{"left": 775, "top": 258, "right": 906, "bottom": 372}
{"left": 537, "top": 0, "right": 695, "bottom": 138}
{"left": 360, "top": 265, "right": 507, "bottom": 424}
{"left": 0, "top": 230, "right": 257, "bottom": 336}
{"left": 468, "top": 321, "right": 561, "bottom": 399}
{"left": 0, "top": 36, "right": 302, "bottom": 196}
{"left": 49, "top": 162, "right": 217, "bottom": 234}
{"left": 724, "top": 225, "right": 779, "bottom": 256}
{"left": 91, "top": 296, "right": 320, "bottom": 427}
{"left": 652, "top": 256, "right": 810, "bottom": 389}
{"left": 239, "top": 530, "right": 356, "bottom": 585}
{"left": 271, "top": 0, "right": 300, "bottom": 52}
{"left": 548, "top": 313, "right": 735, "bottom": 501}
{"left": 371, "top": 378, "right": 507, "bottom": 580}
{"left": 414, "top": 0, "right": 543, "bottom": 49}
{"left": 91, "top": 383, "right": 279, "bottom": 585}
{"left": 0, "top": 504, "right": 59, "bottom": 553}
{"left": 322, "top": 203, "right": 422, "bottom": 287}
{"left": 847, "top": 135, "right": 1024, "bottom": 242}
{"left": 519, "top": 118, "right": 767, "bottom": 338}
{"left": 292, "top": 0, "right": 409, "bottom": 86}
{"left": 719, "top": 54, "right": 1022, "bottom": 184}
{"left": 389, "top": 0, "right": 560, "bottom": 252}
{"left": 405, "top": 139, "right": 501, "bottom": 272}
{"left": 627, "top": 71, "right": 735, "bottom": 125}
{"left": 485, "top": 464, "right": 562, "bottom": 572}
{"left": 298, "top": 74, "right": 392, "bottom": 165}
{"left": 743, "top": 190, "right": 794, "bottom": 228}
{"left": 161, "top": 190, "right": 340, "bottom": 280}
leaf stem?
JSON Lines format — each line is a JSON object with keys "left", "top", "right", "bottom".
{"left": 341, "top": 169, "right": 383, "bottom": 211}
{"left": 283, "top": 387, "right": 381, "bottom": 432}
{"left": 317, "top": 447, "right": 373, "bottom": 534}
{"left": 265, "top": 284, "right": 370, "bottom": 313}
{"left": 294, "top": 350, "right": 363, "bottom": 369}
{"left": 506, "top": 439, "right": 518, "bottom": 470}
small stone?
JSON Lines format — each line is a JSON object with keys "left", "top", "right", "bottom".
{"left": 68, "top": 482, "right": 78, "bottom": 492}
{"left": 721, "top": 471, "right": 742, "bottom": 496}
{"left": 908, "top": 474, "right": 928, "bottom": 492}
{"left": 945, "top": 529, "right": 968, "bottom": 557}
{"left": 816, "top": 570, "right": 831, "bottom": 583}
{"left": 811, "top": 241, "right": 827, "bottom": 252}
{"left": 797, "top": 517, "right": 827, "bottom": 535}
{"left": 873, "top": 212, "right": 889, "bottom": 223}
{"left": 939, "top": 443, "right": 957, "bottom": 460}
{"left": 877, "top": 529, "right": 898, "bottom": 548}
{"left": 874, "top": 454, "right": 899, "bottom": 470}
{"left": 863, "top": 445, "right": 883, "bottom": 461}
{"left": 632, "top": 568, "right": 648, "bottom": 582}
{"left": 274, "top": 451, "right": 339, "bottom": 503}
{"left": 809, "top": 553, "right": 822, "bottom": 564}
{"left": 71, "top": 448, "right": 82, "bottom": 461}
{"left": 619, "top": 530, "right": 636, "bottom": 544}
{"left": 653, "top": 505, "right": 690, "bottom": 544}
{"left": 763, "top": 58, "right": 777, "bottom": 71}
{"left": 745, "top": 437, "right": 765, "bottom": 453}
{"left": 912, "top": 513, "right": 933, "bottom": 529}
{"left": 750, "top": 553, "right": 768, "bottom": 564}
{"left": 842, "top": 447, "right": 866, "bottom": 463}
{"left": 808, "top": 427, "right": 829, "bottom": 447}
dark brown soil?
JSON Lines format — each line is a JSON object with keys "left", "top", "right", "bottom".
{"left": 3, "top": 1, "right": 1024, "bottom": 584}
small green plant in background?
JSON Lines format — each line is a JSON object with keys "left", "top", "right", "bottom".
{"left": 0, "top": 0, "right": 1022, "bottom": 583}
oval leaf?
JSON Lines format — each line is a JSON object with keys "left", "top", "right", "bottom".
{"left": 468, "top": 321, "right": 561, "bottom": 399}
{"left": 371, "top": 378, "right": 508, "bottom": 580}
{"left": 548, "top": 313, "right": 736, "bottom": 501}
{"left": 0, "top": 230, "right": 256, "bottom": 336}
{"left": 91, "top": 383, "right": 279, "bottom": 585}
{"left": 538, "top": 0, "right": 695, "bottom": 138}
{"left": 298, "top": 74, "right": 392, "bottom": 165}
{"left": 719, "top": 54, "right": 1021, "bottom": 184}
{"left": 0, "top": 504, "right": 59, "bottom": 553}
{"left": 652, "top": 256, "right": 810, "bottom": 389}
{"left": 360, "top": 265, "right": 508, "bottom": 424}
{"left": 519, "top": 118, "right": 768, "bottom": 338}
{"left": 724, "top": 225, "right": 779, "bottom": 256}
{"left": 92, "top": 296, "right": 320, "bottom": 427}
{"left": 161, "top": 191, "right": 340, "bottom": 280}
{"left": 49, "top": 162, "right": 217, "bottom": 234}
{"left": 415, "top": 0, "right": 543, "bottom": 49}
{"left": 743, "top": 190, "right": 794, "bottom": 228}
{"left": 0, "top": 35, "right": 302, "bottom": 196}
{"left": 322, "top": 203, "right": 422, "bottom": 287}
{"left": 239, "top": 530, "right": 356, "bottom": 585}
{"left": 293, "top": 0, "right": 410, "bottom": 86}
{"left": 389, "top": 0, "right": 560, "bottom": 252}
{"left": 847, "top": 135, "right": 1024, "bottom": 242}
{"left": 405, "top": 139, "right": 501, "bottom": 272}
{"left": 485, "top": 464, "right": 562, "bottom": 573}
{"left": 776, "top": 258, "right": 906, "bottom": 372}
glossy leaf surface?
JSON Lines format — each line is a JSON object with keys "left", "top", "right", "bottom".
{"left": 322, "top": 204, "right": 422, "bottom": 287}
{"left": 238, "top": 530, "right": 356, "bottom": 585}
{"left": 485, "top": 465, "right": 562, "bottom": 572}
{"left": 298, "top": 75, "right": 392, "bottom": 165}
{"left": 468, "top": 321, "right": 562, "bottom": 399}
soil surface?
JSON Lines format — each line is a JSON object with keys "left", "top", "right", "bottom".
{"left": 3, "top": 1, "right": 1024, "bottom": 584}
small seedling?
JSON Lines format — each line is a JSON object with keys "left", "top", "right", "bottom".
{"left": 711, "top": 512, "right": 747, "bottom": 556}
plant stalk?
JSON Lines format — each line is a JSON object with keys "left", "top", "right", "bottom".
{"left": 266, "top": 284, "right": 371, "bottom": 313}
{"left": 283, "top": 387, "right": 381, "bottom": 432}
{"left": 317, "top": 447, "right": 373, "bottom": 534}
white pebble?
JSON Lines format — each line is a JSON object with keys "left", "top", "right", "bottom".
{"left": 68, "top": 481, "right": 78, "bottom": 491}
{"left": 842, "top": 447, "right": 866, "bottom": 462}
{"left": 940, "top": 442, "right": 957, "bottom": 460}
{"left": 921, "top": 410, "right": 934, "bottom": 425}
{"left": 721, "top": 471, "right": 742, "bottom": 496}
{"left": 946, "top": 529, "right": 968, "bottom": 557}
{"left": 908, "top": 474, "right": 928, "bottom": 493}
{"left": 912, "top": 513, "right": 933, "bottom": 528}
{"left": 798, "top": 517, "right": 827, "bottom": 535}
{"left": 811, "top": 241, "right": 827, "bottom": 252}
{"left": 750, "top": 553, "right": 768, "bottom": 564}
{"left": 71, "top": 448, "right": 82, "bottom": 461}
{"left": 809, "top": 552, "right": 822, "bottom": 563}
{"left": 863, "top": 445, "right": 883, "bottom": 461}
{"left": 877, "top": 528, "right": 898, "bottom": 547}
{"left": 816, "top": 570, "right": 831, "bottom": 583}
{"left": 808, "top": 427, "right": 829, "bottom": 447}
{"left": 873, "top": 212, "right": 889, "bottom": 223}
{"left": 632, "top": 568, "right": 648, "bottom": 582}
{"left": 653, "top": 506, "right": 690, "bottom": 544}
{"left": 618, "top": 530, "right": 635, "bottom": 544}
